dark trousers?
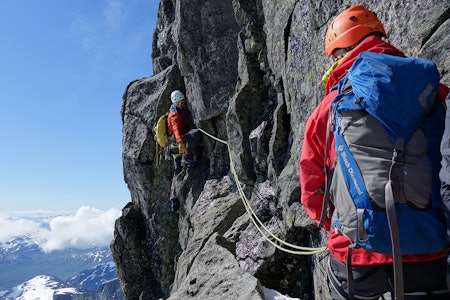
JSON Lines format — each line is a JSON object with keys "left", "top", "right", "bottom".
{"left": 327, "top": 254, "right": 450, "bottom": 299}
{"left": 170, "top": 129, "right": 202, "bottom": 202}
{"left": 172, "top": 129, "right": 201, "bottom": 175}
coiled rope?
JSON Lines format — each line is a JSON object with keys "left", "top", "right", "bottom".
{"left": 198, "top": 128, "right": 327, "bottom": 255}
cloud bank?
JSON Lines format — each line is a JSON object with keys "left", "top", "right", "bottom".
{"left": 0, "top": 206, "right": 121, "bottom": 253}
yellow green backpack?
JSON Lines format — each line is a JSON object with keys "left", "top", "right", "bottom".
{"left": 153, "top": 112, "right": 169, "bottom": 164}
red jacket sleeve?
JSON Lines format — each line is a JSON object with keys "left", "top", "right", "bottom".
{"left": 438, "top": 83, "right": 449, "bottom": 102}
{"left": 168, "top": 112, "right": 186, "bottom": 143}
{"left": 299, "top": 91, "right": 337, "bottom": 230}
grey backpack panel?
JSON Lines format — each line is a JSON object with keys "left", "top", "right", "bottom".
{"left": 330, "top": 159, "right": 367, "bottom": 242}
{"left": 330, "top": 110, "right": 432, "bottom": 239}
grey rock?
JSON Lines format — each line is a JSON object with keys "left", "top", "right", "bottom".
{"left": 113, "top": 0, "right": 450, "bottom": 299}
{"left": 168, "top": 233, "right": 264, "bottom": 300}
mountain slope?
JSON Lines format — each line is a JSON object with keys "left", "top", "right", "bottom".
{"left": 114, "top": 0, "right": 450, "bottom": 299}
{"left": 0, "top": 263, "right": 123, "bottom": 300}
{"left": 1, "top": 275, "right": 81, "bottom": 300}
{"left": 0, "top": 237, "right": 111, "bottom": 291}
{"left": 67, "top": 262, "right": 116, "bottom": 292}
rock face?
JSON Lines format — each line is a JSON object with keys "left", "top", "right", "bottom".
{"left": 112, "top": 1, "right": 450, "bottom": 299}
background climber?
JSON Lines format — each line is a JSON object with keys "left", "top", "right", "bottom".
{"left": 167, "top": 90, "right": 202, "bottom": 211}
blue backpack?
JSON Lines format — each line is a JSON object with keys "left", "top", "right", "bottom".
{"left": 326, "top": 51, "right": 447, "bottom": 298}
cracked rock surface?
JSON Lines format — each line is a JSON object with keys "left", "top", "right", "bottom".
{"left": 113, "top": 1, "right": 450, "bottom": 299}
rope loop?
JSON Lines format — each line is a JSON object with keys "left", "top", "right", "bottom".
{"left": 198, "top": 128, "right": 327, "bottom": 255}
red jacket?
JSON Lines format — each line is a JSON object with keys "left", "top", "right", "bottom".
{"left": 300, "top": 36, "right": 448, "bottom": 265}
{"left": 167, "top": 106, "right": 189, "bottom": 143}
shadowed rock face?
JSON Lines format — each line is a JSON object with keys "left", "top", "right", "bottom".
{"left": 112, "top": 0, "right": 450, "bottom": 299}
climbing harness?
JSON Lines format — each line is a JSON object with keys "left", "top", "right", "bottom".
{"left": 198, "top": 128, "right": 327, "bottom": 255}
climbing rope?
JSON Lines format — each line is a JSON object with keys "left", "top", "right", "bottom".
{"left": 198, "top": 128, "right": 327, "bottom": 255}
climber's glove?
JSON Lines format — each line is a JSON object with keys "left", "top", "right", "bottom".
{"left": 178, "top": 143, "right": 188, "bottom": 154}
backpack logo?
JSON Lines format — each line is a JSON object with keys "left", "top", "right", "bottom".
{"left": 328, "top": 52, "right": 447, "bottom": 255}
{"left": 336, "top": 144, "right": 364, "bottom": 196}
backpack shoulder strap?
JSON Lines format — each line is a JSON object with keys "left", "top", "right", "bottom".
{"left": 319, "top": 79, "right": 356, "bottom": 228}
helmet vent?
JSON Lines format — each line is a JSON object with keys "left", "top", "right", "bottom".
{"left": 349, "top": 16, "right": 358, "bottom": 22}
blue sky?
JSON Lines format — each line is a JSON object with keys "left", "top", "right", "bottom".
{"left": 0, "top": 0, "right": 158, "bottom": 212}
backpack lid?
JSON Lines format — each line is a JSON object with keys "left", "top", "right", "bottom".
{"left": 342, "top": 52, "right": 440, "bottom": 142}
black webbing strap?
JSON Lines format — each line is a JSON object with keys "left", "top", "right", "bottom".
{"left": 385, "top": 140, "right": 405, "bottom": 300}
{"left": 318, "top": 167, "right": 333, "bottom": 228}
{"left": 346, "top": 245, "right": 355, "bottom": 300}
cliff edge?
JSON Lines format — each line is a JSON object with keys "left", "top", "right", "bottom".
{"left": 112, "top": 1, "right": 450, "bottom": 299}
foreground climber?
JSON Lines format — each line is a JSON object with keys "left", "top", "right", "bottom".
{"left": 299, "top": 5, "right": 450, "bottom": 300}
{"left": 167, "top": 90, "right": 202, "bottom": 211}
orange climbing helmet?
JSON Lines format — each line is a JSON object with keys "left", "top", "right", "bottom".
{"left": 325, "top": 5, "right": 387, "bottom": 56}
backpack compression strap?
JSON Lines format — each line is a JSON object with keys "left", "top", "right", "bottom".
{"left": 318, "top": 120, "right": 334, "bottom": 228}
{"left": 385, "top": 139, "right": 405, "bottom": 300}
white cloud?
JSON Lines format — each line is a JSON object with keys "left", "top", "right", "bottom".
{"left": 0, "top": 215, "right": 41, "bottom": 241}
{"left": 0, "top": 207, "right": 121, "bottom": 253}
{"left": 70, "top": 0, "right": 128, "bottom": 53}
{"left": 70, "top": 14, "right": 95, "bottom": 51}
{"left": 102, "top": 0, "right": 126, "bottom": 30}
{"left": 67, "top": 0, "right": 155, "bottom": 79}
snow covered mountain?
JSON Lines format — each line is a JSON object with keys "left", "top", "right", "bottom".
{"left": 0, "top": 237, "right": 111, "bottom": 291}
{"left": 0, "top": 237, "right": 123, "bottom": 299}
{"left": 0, "top": 263, "right": 123, "bottom": 300}
{"left": 67, "top": 261, "right": 116, "bottom": 292}
{"left": 0, "top": 275, "right": 82, "bottom": 300}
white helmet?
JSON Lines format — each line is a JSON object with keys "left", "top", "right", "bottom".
{"left": 170, "top": 90, "right": 185, "bottom": 103}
